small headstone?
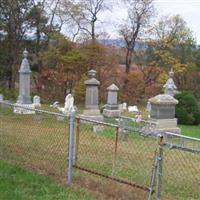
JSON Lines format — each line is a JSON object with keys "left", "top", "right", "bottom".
{"left": 103, "top": 83, "right": 120, "bottom": 117}
{"left": 33, "top": 96, "right": 41, "bottom": 107}
{"left": 128, "top": 105, "right": 138, "bottom": 113}
{"left": 122, "top": 102, "right": 127, "bottom": 111}
{"left": 0, "top": 94, "right": 3, "bottom": 102}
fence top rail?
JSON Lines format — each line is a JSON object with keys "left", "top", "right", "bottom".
{"left": 164, "top": 131, "right": 200, "bottom": 142}
{"left": 0, "top": 101, "right": 67, "bottom": 117}
{"left": 77, "top": 116, "right": 118, "bottom": 128}
{"left": 119, "top": 115, "right": 157, "bottom": 125}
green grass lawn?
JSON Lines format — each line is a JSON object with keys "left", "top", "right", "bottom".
{"left": 179, "top": 124, "right": 200, "bottom": 138}
{"left": 0, "top": 160, "right": 96, "bottom": 200}
{"left": 0, "top": 105, "right": 200, "bottom": 200}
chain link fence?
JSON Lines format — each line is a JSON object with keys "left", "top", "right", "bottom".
{"left": 0, "top": 101, "right": 200, "bottom": 200}
{"left": 0, "top": 102, "right": 69, "bottom": 181}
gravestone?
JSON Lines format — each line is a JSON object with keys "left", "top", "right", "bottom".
{"left": 33, "top": 95, "right": 41, "bottom": 107}
{"left": 128, "top": 105, "right": 139, "bottom": 113}
{"left": 147, "top": 69, "right": 180, "bottom": 134}
{"left": 103, "top": 84, "right": 120, "bottom": 117}
{"left": 57, "top": 93, "right": 75, "bottom": 115}
{"left": 0, "top": 94, "right": 3, "bottom": 102}
{"left": 81, "top": 69, "right": 103, "bottom": 121}
{"left": 14, "top": 49, "right": 35, "bottom": 114}
{"left": 119, "top": 102, "right": 127, "bottom": 112}
{"left": 122, "top": 102, "right": 127, "bottom": 111}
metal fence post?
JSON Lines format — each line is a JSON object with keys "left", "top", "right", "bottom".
{"left": 157, "top": 135, "right": 164, "bottom": 200}
{"left": 67, "top": 111, "right": 75, "bottom": 184}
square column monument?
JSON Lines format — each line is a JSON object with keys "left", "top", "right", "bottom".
{"left": 81, "top": 69, "right": 103, "bottom": 121}
{"left": 14, "top": 49, "right": 35, "bottom": 114}
{"left": 103, "top": 84, "right": 120, "bottom": 117}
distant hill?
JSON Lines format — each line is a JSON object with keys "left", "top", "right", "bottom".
{"left": 98, "top": 39, "right": 148, "bottom": 51}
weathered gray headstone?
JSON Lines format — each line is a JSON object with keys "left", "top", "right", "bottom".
{"left": 14, "top": 49, "right": 35, "bottom": 114}
{"left": 17, "top": 49, "right": 32, "bottom": 104}
{"left": 81, "top": 69, "right": 103, "bottom": 121}
{"left": 103, "top": 84, "right": 120, "bottom": 117}
{"left": 33, "top": 95, "right": 41, "bottom": 107}
{"left": 147, "top": 69, "right": 180, "bottom": 134}
{"left": 148, "top": 94, "right": 180, "bottom": 134}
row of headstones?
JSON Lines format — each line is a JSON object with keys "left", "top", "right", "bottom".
{"left": 82, "top": 68, "right": 181, "bottom": 134}
{"left": 4, "top": 49, "right": 180, "bottom": 134}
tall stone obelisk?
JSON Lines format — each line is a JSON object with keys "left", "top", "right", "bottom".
{"left": 17, "top": 49, "right": 32, "bottom": 104}
{"left": 14, "top": 49, "right": 35, "bottom": 114}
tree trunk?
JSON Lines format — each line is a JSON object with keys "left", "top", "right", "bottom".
{"left": 125, "top": 49, "right": 132, "bottom": 74}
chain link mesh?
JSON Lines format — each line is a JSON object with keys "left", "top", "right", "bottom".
{"left": 74, "top": 116, "right": 158, "bottom": 199}
{"left": 1, "top": 102, "right": 200, "bottom": 200}
{"left": 0, "top": 102, "right": 69, "bottom": 181}
{"left": 161, "top": 134, "right": 200, "bottom": 200}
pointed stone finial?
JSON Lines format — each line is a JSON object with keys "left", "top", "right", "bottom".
{"left": 23, "top": 48, "right": 28, "bottom": 58}
{"left": 88, "top": 69, "right": 96, "bottom": 78}
{"left": 169, "top": 68, "right": 174, "bottom": 78}
{"left": 107, "top": 84, "right": 119, "bottom": 91}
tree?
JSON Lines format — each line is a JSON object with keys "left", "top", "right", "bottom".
{"left": 61, "top": 0, "right": 109, "bottom": 42}
{"left": 118, "top": 0, "right": 155, "bottom": 74}
{"left": 27, "top": 2, "right": 48, "bottom": 59}
{"left": 0, "top": 0, "right": 34, "bottom": 89}
{"left": 147, "top": 15, "right": 198, "bottom": 91}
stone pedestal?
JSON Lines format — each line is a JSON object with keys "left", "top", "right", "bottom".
{"left": 148, "top": 118, "right": 181, "bottom": 134}
{"left": 103, "top": 84, "right": 120, "bottom": 117}
{"left": 82, "top": 69, "right": 103, "bottom": 121}
{"left": 148, "top": 94, "right": 181, "bottom": 134}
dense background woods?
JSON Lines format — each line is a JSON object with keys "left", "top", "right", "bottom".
{"left": 1, "top": 0, "right": 200, "bottom": 104}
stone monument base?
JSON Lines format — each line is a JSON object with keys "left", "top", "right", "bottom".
{"left": 81, "top": 109, "right": 104, "bottom": 122}
{"left": 148, "top": 118, "right": 181, "bottom": 134}
{"left": 13, "top": 103, "right": 35, "bottom": 114}
{"left": 103, "top": 109, "right": 120, "bottom": 118}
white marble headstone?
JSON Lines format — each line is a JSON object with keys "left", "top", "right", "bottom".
{"left": 128, "top": 105, "right": 138, "bottom": 112}
{"left": 64, "top": 94, "right": 74, "bottom": 112}
{"left": 57, "top": 94, "right": 74, "bottom": 114}
{"left": 0, "top": 94, "right": 3, "bottom": 102}
{"left": 122, "top": 102, "right": 127, "bottom": 111}
{"left": 33, "top": 95, "right": 41, "bottom": 107}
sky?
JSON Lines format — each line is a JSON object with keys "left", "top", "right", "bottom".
{"left": 98, "top": 0, "right": 200, "bottom": 44}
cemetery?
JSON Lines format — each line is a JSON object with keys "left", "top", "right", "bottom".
{"left": 1, "top": 0, "right": 200, "bottom": 200}
{"left": 0, "top": 49, "right": 200, "bottom": 200}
